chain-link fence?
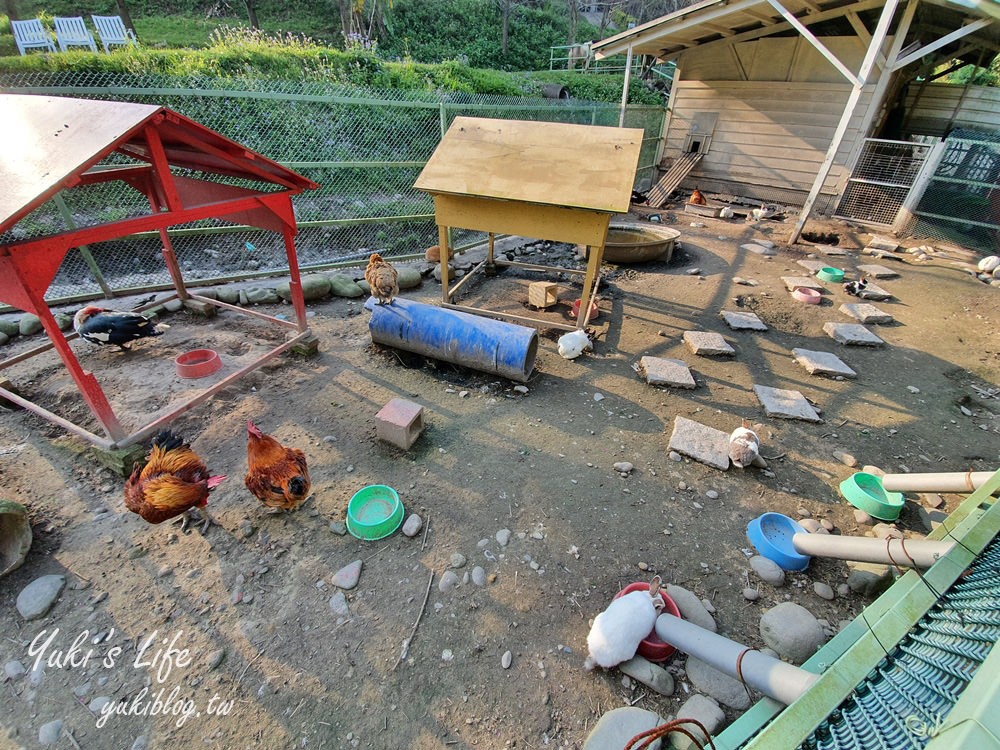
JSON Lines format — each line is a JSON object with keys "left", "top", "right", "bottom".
{"left": 0, "top": 72, "right": 667, "bottom": 305}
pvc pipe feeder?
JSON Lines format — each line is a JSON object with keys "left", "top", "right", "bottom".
{"left": 881, "top": 470, "right": 999, "bottom": 495}
{"left": 365, "top": 296, "right": 538, "bottom": 383}
{"left": 654, "top": 613, "right": 819, "bottom": 706}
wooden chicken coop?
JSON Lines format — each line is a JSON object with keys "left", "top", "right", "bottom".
{"left": 0, "top": 94, "right": 318, "bottom": 451}
{"left": 414, "top": 116, "right": 643, "bottom": 330}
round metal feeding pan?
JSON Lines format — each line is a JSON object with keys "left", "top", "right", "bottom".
{"left": 602, "top": 223, "right": 680, "bottom": 264}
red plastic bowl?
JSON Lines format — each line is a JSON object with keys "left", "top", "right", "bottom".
{"left": 613, "top": 582, "right": 682, "bottom": 662}
{"left": 570, "top": 299, "right": 600, "bottom": 320}
{"left": 174, "top": 349, "right": 222, "bottom": 379}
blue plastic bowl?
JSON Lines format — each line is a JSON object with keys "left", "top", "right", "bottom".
{"left": 747, "top": 512, "right": 811, "bottom": 571}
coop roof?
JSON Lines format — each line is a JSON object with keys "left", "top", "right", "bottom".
{"left": 592, "top": 0, "right": 1000, "bottom": 68}
{"left": 0, "top": 94, "right": 317, "bottom": 234}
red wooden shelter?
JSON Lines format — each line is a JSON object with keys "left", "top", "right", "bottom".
{"left": 0, "top": 94, "right": 319, "bottom": 449}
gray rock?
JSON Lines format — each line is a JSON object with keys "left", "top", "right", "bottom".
{"left": 164, "top": 298, "right": 184, "bottom": 312}
{"left": 583, "top": 707, "right": 665, "bottom": 750}
{"left": 501, "top": 650, "right": 512, "bottom": 669}
{"left": 439, "top": 570, "right": 460, "bottom": 592}
{"left": 207, "top": 649, "right": 226, "bottom": 670}
{"left": 834, "top": 450, "right": 858, "bottom": 467}
{"left": 813, "top": 582, "right": 835, "bottom": 600}
{"left": 613, "top": 461, "right": 634, "bottom": 474}
{"left": 38, "top": 719, "right": 63, "bottom": 746}
{"left": 846, "top": 561, "right": 895, "bottom": 597}
{"left": 4, "top": 660, "right": 26, "bottom": 680}
{"left": 873, "top": 523, "right": 903, "bottom": 540}
{"left": 0, "top": 318, "right": 19, "bottom": 337}
{"left": 916, "top": 506, "right": 947, "bottom": 533}
{"left": 743, "top": 587, "right": 760, "bottom": 601}
{"left": 667, "top": 416, "right": 730, "bottom": 471}
{"left": 496, "top": 528, "right": 511, "bottom": 546}
{"left": 0, "top": 331, "right": 8, "bottom": 346}
{"left": 402, "top": 514, "right": 423, "bottom": 537}
{"left": 328, "top": 274, "right": 364, "bottom": 298}
{"left": 196, "top": 288, "right": 219, "bottom": 300}
{"left": 329, "top": 591, "right": 350, "bottom": 616}
{"left": 130, "top": 736, "right": 149, "bottom": 750}
{"left": 217, "top": 286, "right": 241, "bottom": 304}
{"left": 799, "top": 519, "right": 822, "bottom": 533}
{"left": 243, "top": 287, "right": 280, "bottom": 305}
{"left": 669, "top": 695, "right": 724, "bottom": 750}
{"left": 618, "top": 655, "right": 674, "bottom": 696}
{"left": 749, "top": 556, "right": 785, "bottom": 586}
{"left": 753, "top": 385, "right": 821, "bottom": 422}
{"left": 683, "top": 331, "right": 735, "bottom": 357}
{"left": 16, "top": 575, "right": 66, "bottom": 620}
{"left": 639, "top": 356, "right": 696, "bottom": 389}
{"left": 328, "top": 520, "right": 347, "bottom": 536}
{"left": 277, "top": 274, "right": 331, "bottom": 302}
{"left": 665, "top": 584, "right": 716, "bottom": 632}
{"left": 760, "top": 602, "right": 826, "bottom": 664}
{"left": 89, "top": 696, "right": 112, "bottom": 713}
{"left": 397, "top": 267, "right": 422, "bottom": 290}
{"left": 471, "top": 566, "right": 487, "bottom": 586}
{"left": 450, "top": 553, "right": 467, "bottom": 569}
{"left": 19, "top": 314, "right": 42, "bottom": 336}
{"left": 54, "top": 313, "right": 73, "bottom": 331}
{"left": 853, "top": 509, "right": 874, "bottom": 524}
{"left": 685, "top": 656, "right": 751, "bottom": 709}
{"left": 837, "top": 583, "right": 851, "bottom": 597}
{"left": 331, "top": 560, "right": 362, "bottom": 590}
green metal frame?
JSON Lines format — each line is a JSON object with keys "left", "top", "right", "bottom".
{"left": 714, "top": 469, "right": 1000, "bottom": 749}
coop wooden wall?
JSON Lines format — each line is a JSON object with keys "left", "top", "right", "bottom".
{"left": 905, "top": 83, "right": 1000, "bottom": 136}
{"left": 663, "top": 37, "right": 875, "bottom": 211}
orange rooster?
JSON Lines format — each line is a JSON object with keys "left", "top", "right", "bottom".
{"left": 124, "top": 431, "right": 225, "bottom": 532}
{"left": 688, "top": 188, "right": 707, "bottom": 205}
{"left": 244, "top": 420, "right": 311, "bottom": 511}
{"left": 364, "top": 252, "right": 399, "bottom": 305}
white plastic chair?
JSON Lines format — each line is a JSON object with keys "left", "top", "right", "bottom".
{"left": 91, "top": 15, "right": 138, "bottom": 52}
{"left": 53, "top": 16, "right": 98, "bottom": 52}
{"left": 11, "top": 19, "right": 57, "bottom": 55}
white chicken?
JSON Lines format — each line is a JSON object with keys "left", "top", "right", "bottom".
{"left": 557, "top": 329, "right": 592, "bottom": 360}
{"left": 585, "top": 577, "right": 664, "bottom": 670}
{"left": 729, "top": 419, "right": 761, "bottom": 469}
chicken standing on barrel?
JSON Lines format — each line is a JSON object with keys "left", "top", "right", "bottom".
{"left": 124, "top": 431, "right": 225, "bottom": 532}
{"left": 245, "top": 420, "right": 311, "bottom": 512}
{"left": 365, "top": 253, "right": 399, "bottom": 305}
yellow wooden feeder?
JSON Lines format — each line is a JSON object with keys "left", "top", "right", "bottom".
{"left": 414, "top": 117, "right": 643, "bottom": 330}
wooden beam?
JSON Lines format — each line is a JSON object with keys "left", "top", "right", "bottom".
{"left": 846, "top": 11, "right": 887, "bottom": 69}
{"left": 790, "top": 0, "right": 901, "bottom": 244}
{"left": 766, "top": 0, "right": 861, "bottom": 84}
{"left": 891, "top": 17, "right": 992, "bottom": 70}
{"left": 702, "top": 22, "right": 735, "bottom": 36}
{"left": 730, "top": 44, "right": 749, "bottom": 80}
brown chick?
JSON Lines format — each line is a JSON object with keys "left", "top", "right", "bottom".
{"left": 245, "top": 420, "right": 311, "bottom": 511}
{"left": 689, "top": 188, "right": 707, "bottom": 206}
{"left": 364, "top": 252, "right": 399, "bottom": 305}
{"left": 124, "top": 430, "right": 225, "bottom": 532}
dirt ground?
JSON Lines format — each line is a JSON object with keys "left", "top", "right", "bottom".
{"left": 1, "top": 207, "right": 999, "bottom": 750}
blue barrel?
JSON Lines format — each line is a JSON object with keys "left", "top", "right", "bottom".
{"left": 365, "top": 297, "right": 538, "bottom": 383}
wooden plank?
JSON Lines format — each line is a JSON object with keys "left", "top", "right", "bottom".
{"left": 432, "top": 193, "right": 611, "bottom": 247}
{"left": 645, "top": 152, "right": 703, "bottom": 207}
{"left": 414, "top": 116, "right": 643, "bottom": 214}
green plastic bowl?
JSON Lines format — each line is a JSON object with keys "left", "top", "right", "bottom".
{"left": 346, "top": 485, "right": 404, "bottom": 540}
{"left": 816, "top": 267, "right": 845, "bottom": 283}
{"left": 839, "top": 472, "right": 904, "bottom": 521}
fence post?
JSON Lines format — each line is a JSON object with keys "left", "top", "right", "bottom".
{"left": 52, "top": 194, "right": 116, "bottom": 299}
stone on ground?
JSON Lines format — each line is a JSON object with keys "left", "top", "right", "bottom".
{"left": 583, "top": 707, "right": 665, "bottom": 750}
{"left": 839, "top": 303, "right": 894, "bottom": 325}
{"left": 683, "top": 331, "right": 735, "bottom": 357}
{"left": 749, "top": 555, "right": 786, "bottom": 586}
{"left": 665, "top": 584, "right": 717, "bottom": 632}
{"left": 670, "top": 695, "right": 725, "bottom": 750}
{"left": 823, "top": 322, "right": 885, "bottom": 346}
{"left": 721, "top": 310, "right": 768, "bottom": 331}
{"left": 857, "top": 281, "right": 892, "bottom": 300}
{"left": 639, "top": 356, "right": 696, "bottom": 389}
{"left": 618, "top": 656, "right": 675, "bottom": 696}
{"left": 791, "top": 348, "right": 857, "bottom": 378}
{"left": 741, "top": 243, "right": 777, "bottom": 256}
{"left": 781, "top": 276, "right": 824, "bottom": 291}
{"left": 685, "top": 656, "right": 752, "bottom": 709}
{"left": 857, "top": 264, "right": 900, "bottom": 279}
{"left": 753, "top": 385, "right": 821, "bottom": 422}
{"left": 667, "top": 416, "right": 730, "bottom": 471}
{"left": 797, "top": 259, "right": 828, "bottom": 273}
{"left": 16, "top": 575, "right": 66, "bottom": 620}
{"left": 759, "top": 601, "right": 826, "bottom": 664}
{"left": 815, "top": 244, "right": 850, "bottom": 256}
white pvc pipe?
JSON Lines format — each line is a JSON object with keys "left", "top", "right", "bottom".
{"left": 881, "top": 471, "right": 998, "bottom": 494}
{"left": 654, "top": 613, "right": 819, "bottom": 706}
{"left": 792, "top": 533, "right": 953, "bottom": 568}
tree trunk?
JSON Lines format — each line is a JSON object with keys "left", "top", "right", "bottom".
{"left": 500, "top": 0, "right": 510, "bottom": 55}
{"left": 566, "top": 0, "right": 578, "bottom": 46}
{"left": 115, "top": 0, "right": 136, "bottom": 35}
{"left": 4, "top": 0, "right": 18, "bottom": 22}
{"left": 244, "top": 0, "right": 260, "bottom": 29}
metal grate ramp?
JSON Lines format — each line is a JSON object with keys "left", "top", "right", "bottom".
{"left": 800, "top": 537, "right": 1000, "bottom": 750}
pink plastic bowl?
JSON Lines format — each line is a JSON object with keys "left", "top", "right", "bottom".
{"left": 570, "top": 299, "right": 600, "bottom": 320}
{"left": 613, "top": 582, "right": 682, "bottom": 662}
{"left": 791, "top": 286, "right": 821, "bottom": 304}
{"left": 175, "top": 349, "right": 222, "bottom": 378}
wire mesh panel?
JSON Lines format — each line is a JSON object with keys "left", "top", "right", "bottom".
{"left": 908, "top": 130, "right": 1000, "bottom": 253}
{"left": 0, "top": 72, "right": 667, "bottom": 306}
{"left": 834, "top": 138, "right": 931, "bottom": 226}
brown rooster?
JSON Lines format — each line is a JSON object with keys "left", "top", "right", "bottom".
{"left": 365, "top": 252, "right": 399, "bottom": 305}
{"left": 245, "top": 420, "right": 311, "bottom": 512}
{"left": 689, "top": 188, "right": 707, "bottom": 206}
{"left": 124, "top": 431, "right": 225, "bottom": 532}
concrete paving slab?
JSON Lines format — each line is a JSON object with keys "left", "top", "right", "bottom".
{"left": 753, "top": 385, "right": 822, "bottom": 422}
{"left": 797, "top": 259, "right": 828, "bottom": 273}
{"left": 867, "top": 236, "right": 900, "bottom": 252}
{"left": 823, "top": 322, "right": 885, "bottom": 346}
{"left": 857, "top": 282, "right": 893, "bottom": 301}
{"left": 639, "top": 356, "right": 696, "bottom": 389}
{"left": 741, "top": 243, "right": 777, "bottom": 256}
{"left": 814, "top": 244, "right": 850, "bottom": 256}
{"left": 781, "top": 276, "right": 825, "bottom": 291}
{"left": 683, "top": 331, "right": 735, "bottom": 356}
{"left": 721, "top": 310, "right": 768, "bottom": 331}
{"left": 791, "top": 348, "right": 857, "bottom": 378}
{"left": 857, "top": 264, "right": 900, "bottom": 279}
{"left": 839, "top": 303, "right": 894, "bottom": 324}
{"left": 668, "top": 416, "right": 731, "bottom": 470}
